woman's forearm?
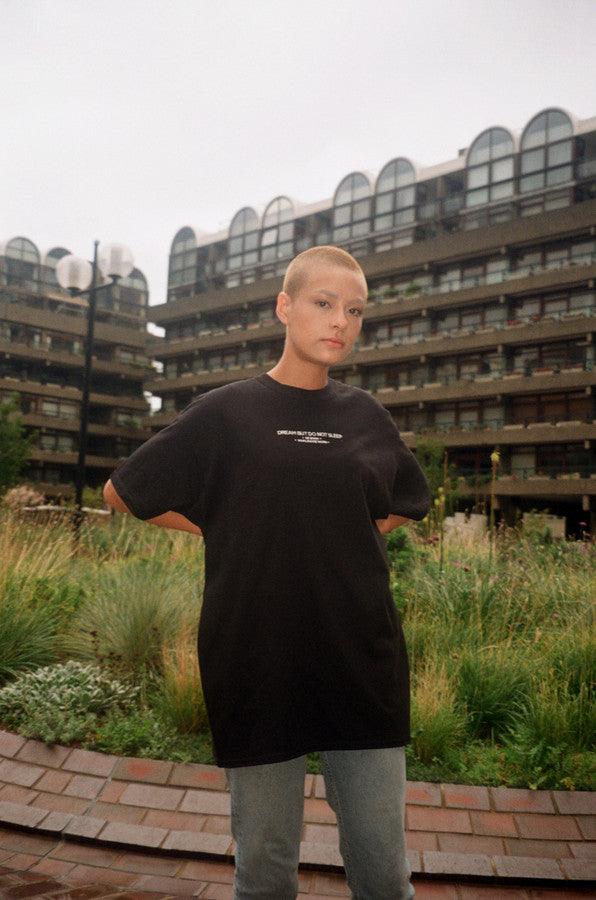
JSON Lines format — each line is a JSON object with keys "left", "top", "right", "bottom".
{"left": 375, "top": 514, "right": 410, "bottom": 535}
{"left": 146, "top": 510, "right": 202, "bottom": 535}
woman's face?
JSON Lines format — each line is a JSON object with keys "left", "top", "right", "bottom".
{"left": 279, "top": 263, "right": 367, "bottom": 367}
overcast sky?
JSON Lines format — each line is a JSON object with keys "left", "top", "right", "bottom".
{"left": 2, "top": 0, "right": 595, "bottom": 309}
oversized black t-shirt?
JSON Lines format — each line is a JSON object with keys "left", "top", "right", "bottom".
{"left": 110, "top": 372, "right": 432, "bottom": 768}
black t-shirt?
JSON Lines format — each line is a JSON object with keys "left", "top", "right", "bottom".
{"left": 110, "top": 372, "right": 432, "bottom": 768}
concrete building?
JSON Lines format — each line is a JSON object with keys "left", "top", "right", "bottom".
{"left": 145, "top": 106, "right": 596, "bottom": 536}
{"left": 0, "top": 238, "right": 152, "bottom": 498}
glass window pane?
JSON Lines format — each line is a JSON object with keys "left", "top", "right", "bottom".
{"left": 547, "top": 110, "right": 573, "bottom": 142}
{"left": 353, "top": 198, "right": 371, "bottom": 220}
{"left": 546, "top": 165, "right": 572, "bottom": 186}
{"left": 469, "top": 132, "right": 491, "bottom": 165}
{"left": 278, "top": 223, "right": 294, "bottom": 241}
{"left": 376, "top": 192, "right": 393, "bottom": 214}
{"left": 261, "top": 228, "right": 277, "bottom": 247}
{"left": 374, "top": 214, "right": 393, "bottom": 231}
{"left": 244, "top": 232, "right": 258, "bottom": 251}
{"left": 334, "top": 205, "right": 351, "bottom": 226}
{"left": 492, "top": 158, "right": 514, "bottom": 181}
{"left": 468, "top": 164, "right": 489, "bottom": 188}
{"left": 229, "top": 237, "right": 242, "bottom": 254}
{"left": 491, "top": 180, "right": 514, "bottom": 200}
{"left": 521, "top": 148, "right": 544, "bottom": 174}
{"left": 491, "top": 128, "right": 513, "bottom": 158}
{"left": 523, "top": 114, "right": 547, "bottom": 149}
{"left": 520, "top": 172, "right": 545, "bottom": 193}
{"left": 395, "top": 186, "right": 415, "bottom": 209}
{"left": 395, "top": 208, "right": 415, "bottom": 225}
{"left": 547, "top": 140, "right": 572, "bottom": 167}
{"left": 466, "top": 187, "right": 489, "bottom": 207}
{"left": 352, "top": 175, "right": 370, "bottom": 200}
{"left": 352, "top": 220, "right": 370, "bottom": 237}
{"left": 333, "top": 226, "right": 350, "bottom": 241}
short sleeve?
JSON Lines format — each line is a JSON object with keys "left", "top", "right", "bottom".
{"left": 109, "top": 393, "right": 220, "bottom": 528}
{"left": 389, "top": 425, "right": 432, "bottom": 521}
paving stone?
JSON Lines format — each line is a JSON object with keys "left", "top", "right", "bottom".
{"left": 177, "top": 858, "right": 235, "bottom": 883}
{"left": 2, "top": 854, "right": 41, "bottom": 870}
{"left": 96, "top": 782, "right": 126, "bottom": 804}
{"left": 302, "top": 798, "right": 336, "bottom": 825}
{"left": 405, "top": 830, "right": 438, "bottom": 851}
{"left": 0, "top": 731, "right": 27, "bottom": 758}
{"left": 401, "top": 885, "right": 459, "bottom": 898}
{"left": 436, "top": 833, "right": 504, "bottom": 855}
{"left": 490, "top": 787, "right": 555, "bottom": 814}
{"left": 422, "top": 849, "right": 493, "bottom": 876}
{"left": 111, "top": 849, "right": 181, "bottom": 876}
{"left": 514, "top": 812, "right": 582, "bottom": 841}
{"left": 31, "top": 793, "right": 89, "bottom": 815}
{"left": 492, "top": 854, "right": 563, "bottom": 879}
{"left": 87, "top": 801, "right": 145, "bottom": 825}
{"left": 26, "top": 857, "right": 77, "bottom": 877}
{"left": 469, "top": 810, "right": 518, "bottom": 836}
{"left": 179, "top": 790, "right": 230, "bottom": 817}
{"left": 405, "top": 781, "right": 442, "bottom": 806}
{"left": 16, "top": 741, "right": 71, "bottom": 770}
{"left": 0, "top": 786, "right": 39, "bottom": 805}
{"left": 141, "top": 809, "right": 207, "bottom": 832}
{"left": 568, "top": 840, "right": 596, "bottom": 858}
{"left": 0, "top": 761, "right": 45, "bottom": 789}
{"left": 503, "top": 838, "right": 571, "bottom": 858}
{"left": 65, "top": 864, "right": 138, "bottom": 888}
{"left": 1, "top": 878, "right": 64, "bottom": 896}
{"left": 63, "top": 776, "right": 106, "bottom": 801}
{"left": 552, "top": 790, "right": 595, "bottom": 816}
{"left": 198, "top": 885, "right": 233, "bottom": 900}
{"left": 168, "top": 764, "right": 227, "bottom": 792}
{"left": 0, "top": 801, "right": 48, "bottom": 829}
{"left": 559, "top": 857, "right": 596, "bottom": 880}
{"left": 119, "top": 783, "right": 184, "bottom": 811}
{"left": 458, "top": 887, "right": 529, "bottom": 898}
{"left": 311, "top": 870, "right": 349, "bottom": 894}
{"left": 62, "top": 750, "right": 118, "bottom": 779}
{"left": 575, "top": 815, "right": 596, "bottom": 840}
{"left": 298, "top": 840, "right": 343, "bottom": 868}
{"left": 161, "top": 830, "right": 231, "bottom": 855}
{"left": 98, "top": 821, "right": 168, "bottom": 849}
{"left": 37, "top": 811, "right": 74, "bottom": 833}
{"left": 48, "top": 842, "right": 122, "bottom": 867}
{"left": 63, "top": 815, "right": 106, "bottom": 839}
{"left": 199, "top": 816, "right": 231, "bottom": 836}
{"left": 406, "top": 807, "right": 472, "bottom": 833}
{"left": 302, "top": 824, "right": 339, "bottom": 845}
{"left": 313, "top": 774, "right": 326, "bottom": 799}
{"left": 111, "top": 758, "right": 173, "bottom": 785}
{"left": 0, "top": 831, "right": 58, "bottom": 855}
{"left": 442, "top": 784, "right": 490, "bottom": 810}
{"left": 34, "top": 771, "right": 73, "bottom": 795}
{"left": 130, "top": 874, "right": 207, "bottom": 895}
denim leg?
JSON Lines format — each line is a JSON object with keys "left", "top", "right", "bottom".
{"left": 319, "top": 746, "right": 415, "bottom": 900}
{"left": 226, "top": 754, "right": 306, "bottom": 900}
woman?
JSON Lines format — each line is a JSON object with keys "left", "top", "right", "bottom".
{"left": 104, "top": 244, "right": 431, "bottom": 899}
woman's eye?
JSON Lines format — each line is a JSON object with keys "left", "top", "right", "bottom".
{"left": 316, "top": 300, "right": 329, "bottom": 308}
{"left": 351, "top": 308, "right": 363, "bottom": 317}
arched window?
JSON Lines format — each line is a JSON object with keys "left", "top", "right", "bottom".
{"left": 333, "top": 173, "right": 372, "bottom": 242}
{"left": 520, "top": 109, "right": 573, "bottom": 193}
{"left": 4, "top": 237, "right": 40, "bottom": 287}
{"left": 228, "top": 207, "right": 259, "bottom": 270}
{"left": 466, "top": 128, "right": 514, "bottom": 207}
{"left": 374, "top": 158, "right": 416, "bottom": 230}
{"left": 42, "top": 246, "right": 71, "bottom": 290}
{"left": 260, "top": 196, "right": 294, "bottom": 263}
{"left": 169, "top": 227, "right": 197, "bottom": 287}
{"left": 118, "top": 267, "right": 149, "bottom": 307}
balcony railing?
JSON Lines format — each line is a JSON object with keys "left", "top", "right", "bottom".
{"left": 455, "top": 465, "right": 593, "bottom": 482}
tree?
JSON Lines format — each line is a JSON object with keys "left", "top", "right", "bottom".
{"left": 0, "top": 394, "right": 32, "bottom": 497}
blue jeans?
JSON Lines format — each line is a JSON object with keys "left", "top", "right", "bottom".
{"left": 225, "top": 746, "right": 415, "bottom": 899}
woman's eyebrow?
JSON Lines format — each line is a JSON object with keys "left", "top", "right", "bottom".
{"left": 313, "top": 289, "right": 366, "bottom": 303}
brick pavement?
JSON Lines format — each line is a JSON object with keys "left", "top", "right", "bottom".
{"left": 0, "top": 728, "right": 594, "bottom": 897}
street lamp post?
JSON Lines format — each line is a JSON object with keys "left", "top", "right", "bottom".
{"left": 56, "top": 241, "right": 134, "bottom": 539}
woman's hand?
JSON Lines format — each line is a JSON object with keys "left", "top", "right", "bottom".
{"left": 375, "top": 514, "right": 410, "bottom": 535}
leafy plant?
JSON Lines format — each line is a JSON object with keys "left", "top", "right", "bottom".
{"left": 0, "top": 660, "right": 139, "bottom": 743}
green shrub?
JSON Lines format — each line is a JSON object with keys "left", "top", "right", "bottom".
{"left": 454, "top": 648, "right": 533, "bottom": 741}
{"left": 0, "top": 660, "right": 139, "bottom": 743}
{"left": 62, "top": 558, "right": 200, "bottom": 678}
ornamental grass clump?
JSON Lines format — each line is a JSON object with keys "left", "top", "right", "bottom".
{"left": 0, "top": 660, "right": 139, "bottom": 744}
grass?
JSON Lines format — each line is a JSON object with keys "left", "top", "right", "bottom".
{"left": 0, "top": 507, "right": 594, "bottom": 790}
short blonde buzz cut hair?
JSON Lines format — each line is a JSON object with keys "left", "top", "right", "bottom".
{"left": 282, "top": 245, "right": 367, "bottom": 300}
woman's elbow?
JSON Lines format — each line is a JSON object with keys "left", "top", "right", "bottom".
{"left": 103, "top": 479, "right": 129, "bottom": 513}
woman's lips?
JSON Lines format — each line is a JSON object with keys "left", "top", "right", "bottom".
{"left": 323, "top": 339, "right": 344, "bottom": 347}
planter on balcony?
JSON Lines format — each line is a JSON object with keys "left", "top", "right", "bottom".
{"left": 398, "top": 384, "right": 417, "bottom": 391}
{"left": 503, "top": 423, "right": 524, "bottom": 430}
{"left": 532, "top": 367, "right": 555, "bottom": 376}
{"left": 555, "top": 419, "right": 582, "bottom": 427}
